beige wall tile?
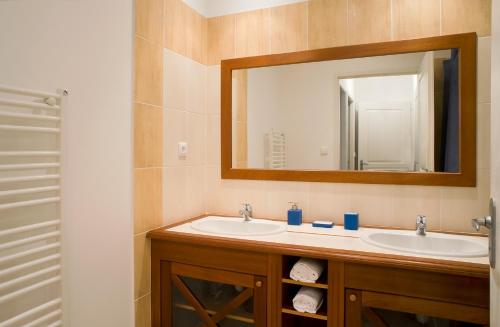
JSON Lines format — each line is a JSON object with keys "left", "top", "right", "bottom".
{"left": 134, "top": 103, "right": 163, "bottom": 168}
{"left": 350, "top": 184, "right": 395, "bottom": 227}
{"left": 392, "top": 0, "right": 440, "bottom": 40}
{"left": 270, "top": 2, "right": 308, "bottom": 54}
{"left": 205, "top": 165, "right": 237, "bottom": 215}
{"left": 348, "top": 0, "right": 391, "bottom": 44}
{"left": 207, "top": 66, "right": 221, "bottom": 114}
{"left": 186, "top": 112, "right": 206, "bottom": 165}
{"left": 136, "top": 0, "right": 163, "bottom": 45}
{"left": 186, "top": 8, "right": 206, "bottom": 64}
{"left": 392, "top": 186, "right": 441, "bottom": 230}
{"left": 235, "top": 9, "right": 271, "bottom": 57}
{"left": 164, "top": 109, "right": 186, "bottom": 166}
{"left": 164, "top": 49, "right": 187, "bottom": 110}
{"left": 164, "top": 0, "right": 187, "bottom": 54}
{"left": 200, "top": 18, "right": 208, "bottom": 65}
{"left": 187, "top": 60, "right": 207, "bottom": 114}
{"left": 134, "top": 233, "right": 151, "bottom": 299}
{"left": 206, "top": 114, "right": 221, "bottom": 164}
{"left": 164, "top": 0, "right": 207, "bottom": 63}
{"left": 208, "top": 15, "right": 235, "bottom": 65}
{"left": 308, "top": 183, "right": 351, "bottom": 224}
{"left": 266, "top": 181, "right": 309, "bottom": 220}
{"left": 308, "top": 0, "right": 348, "bottom": 49}
{"left": 204, "top": 165, "right": 268, "bottom": 217}
{"left": 164, "top": 166, "right": 188, "bottom": 224}
{"left": 440, "top": 169, "right": 490, "bottom": 232}
{"left": 478, "top": 103, "right": 491, "bottom": 170}
{"left": 477, "top": 37, "right": 491, "bottom": 104}
{"left": 442, "top": 0, "right": 491, "bottom": 36}
{"left": 135, "top": 37, "right": 163, "bottom": 106}
{"left": 135, "top": 294, "right": 151, "bottom": 327}
{"left": 134, "top": 168, "right": 163, "bottom": 234}
{"left": 185, "top": 165, "right": 206, "bottom": 217}
{"left": 228, "top": 179, "right": 269, "bottom": 217}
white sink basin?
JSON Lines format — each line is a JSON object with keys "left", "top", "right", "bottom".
{"left": 191, "top": 216, "right": 287, "bottom": 236}
{"left": 361, "top": 231, "right": 488, "bottom": 258}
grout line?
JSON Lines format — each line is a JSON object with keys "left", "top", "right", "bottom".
{"left": 134, "top": 101, "right": 163, "bottom": 110}
{"left": 164, "top": 163, "right": 209, "bottom": 169}
{"left": 164, "top": 46, "right": 207, "bottom": 66}
{"left": 135, "top": 34, "right": 163, "bottom": 49}
{"left": 135, "top": 292, "right": 151, "bottom": 302}
{"left": 133, "top": 230, "right": 150, "bottom": 238}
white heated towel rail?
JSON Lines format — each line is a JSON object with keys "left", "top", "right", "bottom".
{"left": 0, "top": 85, "right": 66, "bottom": 326}
{"left": 264, "top": 131, "right": 286, "bottom": 169}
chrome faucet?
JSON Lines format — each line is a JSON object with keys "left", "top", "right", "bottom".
{"left": 471, "top": 216, "right": 492, "bottom": 231}
{"left": 239, "top": 203, "right": 253, "bottom": 222}
{"left": 416, "top": 215, "right": 427, "bottom": 236}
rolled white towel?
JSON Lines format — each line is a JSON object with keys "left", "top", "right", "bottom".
{"left": 289, "top": 258, "right": 325, "bottom": 283}
{"left": 292, "top": 286, "right": 324, "bottom": 314}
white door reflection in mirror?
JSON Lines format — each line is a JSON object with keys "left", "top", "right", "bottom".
{"left": 358, "top": 101, "right": 412, "bottom": 171}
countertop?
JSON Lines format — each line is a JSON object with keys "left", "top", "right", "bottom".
{"left": 148, "top": 215, "right": 490, "bottom": 277}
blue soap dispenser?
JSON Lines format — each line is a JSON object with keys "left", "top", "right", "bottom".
{"left": 287, "top": 202, "right": 302, "bottom": 225}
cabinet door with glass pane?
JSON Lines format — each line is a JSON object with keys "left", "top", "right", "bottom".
{"left": 164, "top": 262, "right": 266, "bottom": 327}
{"left": 345, "top": 289, "right": 489, "bottom": 327}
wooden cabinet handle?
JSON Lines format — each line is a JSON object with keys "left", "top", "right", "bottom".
{"left": 349, "top": 294, "right": 357, "bottom": 302}
{"left": 255, "top": 281, "right": 262, "bottom": 288}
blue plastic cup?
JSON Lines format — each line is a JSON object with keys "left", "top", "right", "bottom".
{"left": 344, "top": 212, "right": 359, "bottom": 230}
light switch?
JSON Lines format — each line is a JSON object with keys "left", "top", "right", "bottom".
{"left": 320, "top": 146, "right": 328, "bottom": 156}
{"left": 178, "top": 142, "right": 188, "bottom": 158}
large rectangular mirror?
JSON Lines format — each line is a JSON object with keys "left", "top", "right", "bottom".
{"left": 221, "top": 33, "right": 477, "bottom": 186}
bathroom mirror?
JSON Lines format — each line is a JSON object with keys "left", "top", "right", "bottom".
{"left": 221, "top": 33, "right": 477, "bottom": 186}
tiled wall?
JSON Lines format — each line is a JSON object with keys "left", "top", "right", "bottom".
{"left": 204, "top": 0, "right": 492, "bottom": 233}
{"left": 163, "top": 49, "right": 207, "bottom": 223}
{"left": 134, "top": 0, "right": 164, "bottom": 325}
{"left": 134, "top": 0, "right": 209, "bottom": 325}
{"left": 134, "top": 0, "right": 492, "bottom": 325}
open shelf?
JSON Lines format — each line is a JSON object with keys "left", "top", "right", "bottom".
{"left": 281, "top": 278, "right": 328, "bottom": 289}
{"left": 282, "top": 255, "right": 328, "bottom": 285}
{"left": 281, "top": 304, "right": 328, "bottom": 321}
{"left": 281, "top": 255, "right": 329, "bottom": 324}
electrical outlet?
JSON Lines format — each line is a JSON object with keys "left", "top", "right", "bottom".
{"left": 178, "top": 142, "right": 188, "bottom": 158}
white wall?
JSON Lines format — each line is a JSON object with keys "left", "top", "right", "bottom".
{"left": 351, "top": 75, "right": 415, "bottom": 103}
{"left": 183, "top": 0, "right": 305, "bottom": 17}
{"left": 0, "top": 1, "right": 134, "bottom": 326}
{"left": 491, "top": 0, "right": 500, "bottom": 324}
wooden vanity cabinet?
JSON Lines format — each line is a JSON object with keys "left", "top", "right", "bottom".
{"left": 150, "top": 236, "right": 490, "bottom": 327}
{"left": 164, "top": 262, "right": 266, "bottom": 326}
{"left": 344, "top": 263, "right": 490, "bottom": 326}
{"left": 151, "top": 239, "right": 277, "bottom": 327}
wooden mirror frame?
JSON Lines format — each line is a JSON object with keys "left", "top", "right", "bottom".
{"left": 221, "top": 33, "right": 477, "bottom": 186}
